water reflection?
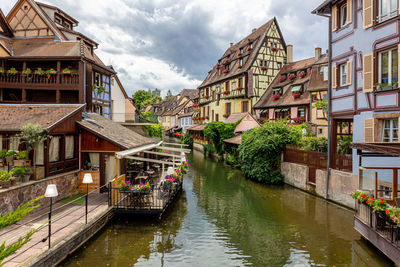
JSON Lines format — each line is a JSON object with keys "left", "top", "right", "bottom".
{"left": 61, "top": 150, "right": 393, "bottom": 266}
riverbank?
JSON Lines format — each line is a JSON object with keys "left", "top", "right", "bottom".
{"left": 60, "top": 150, "right": 392, "bottom": 266}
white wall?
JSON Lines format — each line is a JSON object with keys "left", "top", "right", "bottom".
{"left": 111, "top": 77, "right": 126, "bottom": 123}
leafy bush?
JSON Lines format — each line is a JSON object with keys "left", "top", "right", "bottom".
{"left": 142, "top": 124, "right": 163, "bottom": 139}
{"left": 238, "top": 120, "right": 302, "bottom": 184}
{"left": 300, "top": 136, "right": 328, "bottom": 152}
{"left": 0, "top": 171, "right": 13, "bottom": 181}
{"left": 17, "top": 123, "right": 47, "bottom": 152}
{"left": 16, "top": 151, "right": 29, "bottom": 160}
{"left": 142, "top": 111, "right": 159, "bottom": 124}
{"left": 5, "top": 150, "right": 17, "bottom": 158}
{"left": 226, "top": 153, "right": 241, "bottom": 168}
{"left": 203, "top": 143, "right": 216, "bottom": 155}
{"left": 337, "top": 135, "right": 352, "bottom": 155}
{"left": 12, "top": 167, "right": 29, "bottom": 178}
{"left": 181, "top": 133, "right": 193, "bottom": 149}
{"left": 204, "top": 121, "right": 237, "bottom": 155}
{"left": 0, "top": 150, "right": 6, "bottom": 159}
{"left": 0, "top": 196, "right": 43, "bottom": 228}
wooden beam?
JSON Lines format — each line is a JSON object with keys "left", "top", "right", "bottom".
{"left": 125, "top": 156, "right": 177, "bottom": 166}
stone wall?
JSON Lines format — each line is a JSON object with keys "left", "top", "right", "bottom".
{"left": 193, "top": 142, "right": 204, "bottom": 152}
{"left": 281, "top": 162, "right": 309, "bottom": 191}
{"left": 0, "top": 170, "right": 79, "bottom": 214}
{"left": 281, "top": 161, "right": 358, "bottom": 209}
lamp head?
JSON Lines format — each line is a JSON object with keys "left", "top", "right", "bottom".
{"left": 82, "top": 173, "right": 93, "bottom": 184}
{"left": 45, "top": 184, "right": 58, "bottom": 198}
{"left": 167, "top": 167, "right": 174, "bottom": 176}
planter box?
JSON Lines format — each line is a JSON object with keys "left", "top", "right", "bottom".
{"left": 0, "top": 180, "right": 12, "bottom": 188}
{"left": 31, "top": 166, "right": 45, "bottom": 180}
{"left": 22, "top": 174, "right": 31, "bottom": 183}
{"left": 5, "top": 157, "right": 14, "bottom": 166}
{"left": 14, "top": 159, "right": 31, "bottom": 167}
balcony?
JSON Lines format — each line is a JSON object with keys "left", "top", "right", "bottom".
{"left": 0, "top": 72, "right": 80, "bottom": 90}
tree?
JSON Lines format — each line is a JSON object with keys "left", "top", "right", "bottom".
{"left": 148, "top": 88, "right": 161, "bottom": 98}
{"left": 165, "top": 90, "right": 173, "bottom": 99}
{"left": 132, "top": 90, "right": 151, "bottom": 110}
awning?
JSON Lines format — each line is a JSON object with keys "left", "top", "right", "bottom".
{"left": 291, "top": 85, "right": 302, "bottom": 92}
{"left": 273, "top": 88, "right": 282, "bottom": 92}
{"left": 275, "top": 109, "right": 281, "bottom": 112}
{"left": 116, "top": 141, "right": 163, "bottom": 159}
{"left": 281, "top": 108, "right": 289, "bottom": 112}
{"left": 261, "top": 110, "right": 267, "bottom": 114}
{"left": 192, "top": 112, "right": 198, "bottom": 117}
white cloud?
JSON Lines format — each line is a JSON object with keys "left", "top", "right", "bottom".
{"left": 1, "top": 0, "right": 327, "bottom": 97}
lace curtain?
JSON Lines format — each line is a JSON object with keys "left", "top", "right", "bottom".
{"left": 65, "top": 136, "right": 75, "bottom": 159}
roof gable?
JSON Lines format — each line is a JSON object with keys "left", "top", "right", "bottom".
{"left": 234, "top": 113, "right": 260, "bottom": 134}
{"left": 0, "top": 9, "right": 14, "bottom": 37}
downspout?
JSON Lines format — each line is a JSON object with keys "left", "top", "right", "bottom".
{"left": 315, "top": 10, "right": 332, "bottom": 200}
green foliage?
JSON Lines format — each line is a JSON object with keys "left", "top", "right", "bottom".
{"left": 203, "top": 143, "right": 216, "bottom": 155}
{"left": 181, "top": 133, "right": 193, "bottom": 149}
{"left": 0, "top": 229, "right": 36, "bottom": 265}
{"left": 5, "top": 151, "right": 16, "bottom": 158}
{"left": 17, "top": 124, "right": 47, "bottom": 152}
{"left": 132, "top": 90, "right": 152, "bottom": 110}
{"left": 0, "top": 171, "right": 12, "bottom": 181}
{"left": 299, "top": 136, "right": 328, "bottom": 152}
{"left": 141, "top": 111, "right": 159, "bottom": 124}
{"left": 337, "top": 135, "right": 352, "bottom": 155}
{"left": 238, "top": 120, "right": 302, "bottom": 184}
{"left": 0, "top": 196, "right": 43, "bottom": 228}
{"left": 16, "top": 151, "right": 29, "bottom": 160}
{"left": 0, "top": 150, "right": 6, "bottom": 159}
{"left": 226, "top": 153, "right": 241, "bottom": 168}
{"left": 204, "top": 121, "right": 237, "bottom": 156}
{"left": 142, "top": 124, "right": 163, "bottom": 139}
{"left": 165, "top": 89, "right": 173, "bottom": 99}
{"left": 11, "top": 167, "right": 29, "bottom": 178}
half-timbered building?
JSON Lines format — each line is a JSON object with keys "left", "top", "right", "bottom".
{"left": 0, "top": 0, "right": 114, "bottom": 118}
{"left": 196, "top": 18, "right": 288, "bottom": 123}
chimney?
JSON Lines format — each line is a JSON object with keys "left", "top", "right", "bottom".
{"left": 252, "top": 28, "right": 256, "bottom": 32}
{"left": 230, "top": 42, "right": 233, "bottom": 47}
{"left": 287, "top": 44, "right": 293, "bottom": 63}
{"left": 315, "top": 47, "right": 322, "bottom": 60}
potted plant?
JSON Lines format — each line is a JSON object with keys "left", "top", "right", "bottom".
{"left": 14, "top": 167, "right": 31, "bottom": 183}
{"left": 5, "top": 150, "right": 17, "bottom": 166}
{"left": 22, "top": 68, "right": 32, "bottom": 77}
{"left": 0, "top": 170, "right": 14, "bottom": 188}
{"left": 0, "top": 67, "right": 5, "bottom": 74}
{"left": 47, "top": 68, "right": 57, "bottom": 75}
{"left": 0, "top": 149, "right": 7, "bottom": 167}
{"left": 279, "top": 76, "right": 286, "bottom": 83}
{"left": 288, "top": 73, "right": 296, "bottom": 80}
{"left": 34, "top": 68, "right": 45, "bottom": 75}
{"left": 293, "top": 91, "right": 301, "bottom": 99}
{"left": 120, "top": 180, "right": 133, "bottom": 193}
{"left": 62, "top": 67, "right": 72, "bottom": 75}
{"left": 373, "top": 198, "right": 388, "bottom": 228}
{"left": 7, "top": 67, "right": 18, "bottom": 75}
{"left": 138, "top": 181, "right": 151, "bottom": 194}
{"left": 14, "top": 150, "right": 30, "bottom": 167}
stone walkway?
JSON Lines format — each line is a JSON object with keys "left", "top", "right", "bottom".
{"left": 0, "top": 193, "right": 110, "bottom": 267}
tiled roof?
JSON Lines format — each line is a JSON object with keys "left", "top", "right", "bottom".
{"left": 234, "top": 113, "right": 260, "bottom": 134}
{"left": 0, "top": 104, "right": 84, "bottom": 132}
{"left": 186, "top": 124, "right": 206, "bottom": 132}
{"left": 11, "top": 38, "right": 80, "bottom": 57}
{"left": 199, "top": 18, "right": 276, "bottom": 88}
{"left": 179, "top": 89, "right": 197, "bottom": 100}
{"left": 224, "top": 134, "right": 242, "bottom": 145}
{"left": 78, "top": 113, "right": 159, "bottom": 150}
{"left": 225, "top": 113, "right": 248, "bottom": 123}
{"left": 254, "top": 57, "right": 316, "bottom": 109}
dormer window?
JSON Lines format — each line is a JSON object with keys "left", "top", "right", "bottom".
{"left": 272, "top": 88, "right": 282, "bottom": 100}
{"left": 64, "top": 22, "right": 71, "bottom": 29}
{"left": 292, "top": 85, "right": 302, "bottom": 99}
{"left": 55, "top": 17, "right": 61, "bottom": 24}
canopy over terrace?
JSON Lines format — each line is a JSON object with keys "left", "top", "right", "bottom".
{"left": 351, "top": 142, "right": 400, "bottom": 205}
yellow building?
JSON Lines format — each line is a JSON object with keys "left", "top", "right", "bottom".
{"left": 196, "top": 18, "right": 289, "bottom": 123}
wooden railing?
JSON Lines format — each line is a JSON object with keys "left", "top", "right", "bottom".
{"left": 333, "top": 154, "right": 352, "bottom": 172}
{"left": 0, "top": 73, "right": 79, "bottom": 89}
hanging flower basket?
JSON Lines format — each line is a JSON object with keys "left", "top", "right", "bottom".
{"left": 223, "top": 90, "right": 230, "bottom": 95}
{"left": 222, "top": 69, "right": 229, "bottom": 74}
{"left": 279, "top": 76, "right": 286, "bottom": 83}
{"left": 288, "top": 74, "right": 296, "bottom": 80}
{"left": 261, "top": 66, "right": 268, "bottom": 71}
{"left": 272, "top": 94, "right": 280, "bottom": 100}
{"left": 292, "top": 91, "right": 301, "bottom": 99}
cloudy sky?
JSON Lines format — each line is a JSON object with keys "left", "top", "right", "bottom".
{"left": 1, "top": 0, "right": 327, "bottom": 97}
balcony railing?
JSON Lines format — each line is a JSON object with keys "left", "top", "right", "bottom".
{"left": 0, "top": 72, "right": 80, "bottom": 89}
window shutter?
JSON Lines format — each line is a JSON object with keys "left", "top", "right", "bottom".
{"left": 346, "top": 61, "right": 352, "bottom": 85}
{"left": 332, "top": 5, "right": 338, "bottom": 31}
{"left": 332, "top": 66, "right": 337, "bottom": 89}
{"left": 364, "top": 118, "right": 374, "bottom": 143}
{"left": 363, "top": 0, "right": 373, "bottom": 29}
{"left": 239, "top": 102, "right": 242, "bottom": 113}
{"left": 347, "top": 0, "right": 352, "bottom": 24}
{"left": 363, "top": 53, "right": 374, "bottom": 92}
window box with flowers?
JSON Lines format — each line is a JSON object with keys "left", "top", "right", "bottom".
{"left": 261, "top": 66, "right": 268, "bottom": 71}
{"left": 222, "top": 69, "right": 229, "bottom": 74}
{"left": 298, "top": 71, "right": 305, "bottom": 79}
{"left": 272, "top": 94, "right": 280, "bottom": 100}
{"left": 279, "top": 76, "right": 286, "bottom": 83}
{"left": 205, "top": 116, "right": 209, "bottom": 120}
{"left": 223, "top": 90, "right": 230, "bottom": 95}
{"left": 292, "top": 91, "right": 301, "bottom": 99}
{"left": 293, "top": 117, "right": 305, "bottom": 124}
{"left": 62, "top": 67, "right": 72, "bottom": 75}
{"left": 7, "top": 68, "right": 18, "bottom": 75}
{"left": 236, "top": 86, "right": 243, "bottom": 91}
{"left": 288, "top": 73, "right": 296, "bottom": 80}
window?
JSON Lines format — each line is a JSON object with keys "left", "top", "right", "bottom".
{"left": 277, "top": 62, "right": 282, "bottom": 69}
{"left": 225, "top": 81, "right": 230, "bottom": 91}
{"left": 49, "top": 136, "right": 61, "bottom": 163}
{"left": 65, "top": 135, "right": 75, "bottom": 159}
{"left": 64, "top": 22, "right": 71, "bottom": 29}
{"left": 239, "top": 58, "right": 243, "bottom": 67}
{"left": 260, "top": 60, "right": 268, "bottom": 66}
{"left": 320, "top": 66, "right": 328, "bottom": 81}
{"left": 55, "top": 17, "right": 61, "bottom": 24}
{"left": 318, "top": 128, "right": 323, "bottom": 135}
{"left": 238, "top": 77, "right": 243, "bottom": 88}
{"left": 298, "top": 107, "right": 305, "bottom": 118}
{"left": 378, "top": 0, "right": 398, "bottom": 22}
{"left": 378, "top": 48, "right": 398, "bottom": 86}
{"left": 226, "top": 103, "right": 231, "bottom": 115}
{"left": 339, "top": 63, "right": 348, "bottom": 87}
{"left": 340, "top": 4, "right": 348, "bottom": 27}
{"left": 242, "top": 101, "right": 249, "bottom": 113}
{"left": 381, "top": 119, "right": 398, "bottom": 142}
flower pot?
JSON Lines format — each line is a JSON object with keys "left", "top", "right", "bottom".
{"left": 22, "top": 174, "right": 30, "bottom": 183}
{"left": 14, "top": 159, "right": 27, "bottom": 167}
{"left": 272, "top": 95, "right": 280, "bottom": 100}
{"left": 0, "top": 180, "right": 12, "bottom": 188}
{"left": 293, "top": 92, "right": 301, "bottom": 99}
{"left": 5, "top": 157, "right": 13, "bottom": 166}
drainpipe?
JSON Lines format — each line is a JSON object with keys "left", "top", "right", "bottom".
{"left": 315, "top": 10, "right": 332, "bottom": 200}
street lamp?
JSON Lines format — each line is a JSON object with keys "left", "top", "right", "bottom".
{"left": 82, "top": 173, "right": 93, "bottom": 224}
{"left": 45, "top": 184, "right": 58, "bottom": 249}
{"left": 167, "top": 167, "right": 174, "bottom": 176}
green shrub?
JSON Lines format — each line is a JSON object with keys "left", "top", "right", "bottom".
{"left": 337, "top": 135, "right": 352, "bottom": 155}
{"left": 0, "top": 150, "right": 7, "bottom": 159}
{"left": 0, "top": 171, "right": 13, "bottom": 181}
{"left": 203, "top": 143, "right": 216, "bottom": 155}
{"left": 142, "top": 124, "right": 163, "bottom": 139}
{"left": 300, "top": 136, "right": 328, "bottom": 152}
{"left": 16, "top": 151, "right": 29, "bottom": 160}
{"left": 226, "top": 153, "right": 241, "bottom": 169}
{"left": 181, "top": 133, "right": 193, "bottom": 149}
{"left": 12, "top": 167, "right": 28, "bottom": 178}
{"left": 238, "top": 120, "right": 301, "bottom": 184}
{"left": 204, "top": 121, "right": 237, "bottom": 156}
{"left": 5, "top": 150, "right": 17, "bottom": 158}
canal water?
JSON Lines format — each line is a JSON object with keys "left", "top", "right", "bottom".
{"left": 61, "top": 150, "right": 393, "bottom": 266}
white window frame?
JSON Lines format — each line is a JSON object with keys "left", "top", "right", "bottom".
{"left": 381, "top": 118, "right": 399, "bottom": 142}
{"left": 320, "top": 66, "right": 328, "bottom": 81}
{"left": 340, "top": 63, "right": 348, "bottom": 87}
{"left": 378, "top": 0, "right": 398, "bottom": 22}
{"left": 340, "top": 4, "right": 348, "bottom": 27}
{"left": 378, "top": 48, "right": 398, "bottom": 86}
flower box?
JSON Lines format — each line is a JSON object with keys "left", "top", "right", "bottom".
{"left": 14, "top": 159, "right": 31, "bottom": 167}
{"left": 205, "top": 116, "right": 209, "bottom": 120}
{"left": 48, "top": 70, "right": 57, "bottom": 75}
{"left": 223, "top": 90, "right": 230, "bottom": 95}
{"left": 7, "top": 68, "right": 18, "bottom": 75}
{"left": 298, "top": 72, "right": 305, "bottom": 78}
{"left": 236, "top": 86, "right": 243, "bottom": 91}
{"left": 223, "top": 114, "right": 229, "bottom": 118}
{"left": 288, "top": 74, "right": 296, "bottom": 80}
{"left": 272, "top": 94, "right": 280, "bottom": 100}
{"left": 222, "top": 69, "right": 229, "bottom": 74}
{"left": 261, "top": 66, "right": 268, "bottom": 71}
{"left": 279, "top": 76, "right": 286, "bottom": 83}
{"left": 292, "top": 92, "right": 301, "bottom": 99}
{"left": 293, "top": 117, "right": 305, "bottom": 123}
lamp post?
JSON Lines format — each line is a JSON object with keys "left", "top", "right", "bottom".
{"left": 82, "top": 173, "right": 93, "bottom": 224}
{"left": 44, "top": 184, "right": 58, "bottom": 249}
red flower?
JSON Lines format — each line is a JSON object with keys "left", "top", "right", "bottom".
{"left": 385, "top": 209, "right": 389, "bottom": 214}
{"left": 350, "top": 193, "right": 353, "bottom": 197}
{"left": 379, "top": 201, "right": 384, "bottom": 204}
